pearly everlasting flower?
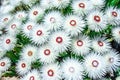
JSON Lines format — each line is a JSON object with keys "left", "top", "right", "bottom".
{"left": 16, "top": 59, "right": 31, "bottom": 75}
{"left": 104, "top": 50, "right": 120, "bottom": 72}
{"left": 28, "top": 6, "right": 44, "bottom": 21}
{"left": 86, "top": 10, "right": 107, "bottom": 32}
{"left": 41, "top": 63, "right": 61, "bottom": 80}
{"left": 30, "top": 25, "right": 49, "bottom": 45}
{"left": 90, "top": 0, "right": 105, "bottom": 9}
{"left": 43, "top": 11, "right": 63, "bottom": 31}
{"left": 91, "top": 37, "right": 111, "bottom": 54}
{"left": 61, "top": 58, "right": 84, "bottom": 80}
{"left": 0, "top": 14, "right": 13, "bottom": 27}
{"left": 72, "top": 0, "right": 93, "bottom": 16}
{"left": 0, "top": 35, "right": 17, "bottom": 51}
{"left": 71, "top": 35, "right": 91, "bottom": 56}
{"left": 22, "top": 21, "right": 36, "bottom": 38}
{"left": 0, "top": 48, "right": 6, "bottom": 59}
{"left": 84, "top": 53, "right": 107, "bottom": 79}
{"left": 63, "top": 15, "right": 85, "bottom": 36}
{"left": 20, "top": 69, "right": 41, "bottom": 80}
{"left": 112, "top": 27, "right": 120, "bottom": 43}
{"left": 20, "top": 45, "right": 38, "bottom": 63}
{"left": 52, "top": 0, "right": 70, "bottom": 9}
{"left": 49, "top": 31, "right": 71, "bottom": 53}
{"left": 0, "top": 57, "right": 11, "bottom": 72}
{"left": 38, "top": 44, "right": 59, "bottom": 64}
{"left": 40, "top": 0, "right": 54, "bottom": 10}
{"left": 15, "top": 11, "right": 27, "bottom": 21}
{"left": 5, "top": 20, "right": 21, "bottom": 36}
{"left": 105, "top": 7, "right": 120, "bottom": 25}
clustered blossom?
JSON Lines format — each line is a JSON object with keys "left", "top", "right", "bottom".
{"left": 0, "top": 0, "right": 120, "bottom": 80}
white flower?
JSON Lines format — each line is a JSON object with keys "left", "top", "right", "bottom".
{"left": 22, "top": 21, "right": 36, "bottom": 38}
{"left": 0, "top": 48, "right": 6, "bottom": 59}
{"left": 71, "top": 35, "right": 91, "bottom": 56}
{"left": 20, "top": 45, "right": 38, "bottom": 63}
{"left": 90, "top": 0, "right": 105, "bottom": 9}
{"left": 43, "top": 11, "right": 63, "bottom": 31}
{"left": 0, "top": 14, "right": 13, "bottom": 27}
{"left": 41, "top": 63, "right": 61, "bottom": 80}
{"left": 112, "top": 27, "right": 120, "bottom": 43}
{"left": 28, "top": 6, "right": 44, "bottom": 21}
{"left": 72, "top": 0, "right": 93, "bottom": 16}
{"left": 63, "top": 15, "right": 85, "bottom": 36}
{"left": 105, "top": 7, "right": 120, "bottom": 25}
{"left": 15, "top": 11, "right": 27, "bottom": 21}
{"left": 37, "top": 44, "right": 59, "bottom": 64}
{"left": 61, "top": 58, "right": 84, "bottom": 80}
{"left": 16, "top": 59, "right": 31, "bottom": 75}
{"left": 40, "top": 0, "right": 54, "bottom": 10}
{"left": 86, "top": 10, "right": 107, "bottom": 32}
{"left": 30, "top": 25, "right": 49, "bottom": 45}
{"left": 0, "top": 57, "right": 11, "bottom": 72}
{"left": 5, "top": 20, "right": 21, "bottom": 36}
{"left": 20, "top": 69, "right": 41, "bottom": 80}
{"left": 52, "top": 0, "right": 70, "bottom": 9}
{"left": 104, "top": 49, "right": 120, "bottom": 72}
{"left": 0, "top": 35, "right": 17, "bottom": 51}
{"left": 49, "top": 31, "right": 71, "bottom": 53}
{"left": 84, "top": 53, "right": 107, "bottom": 79}
{"left": 91, "top": 37, "right": 111, "bottom": 54}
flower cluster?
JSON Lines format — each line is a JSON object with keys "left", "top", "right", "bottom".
{"left": 0, "top": 0, "right": 120, "bottom": 80}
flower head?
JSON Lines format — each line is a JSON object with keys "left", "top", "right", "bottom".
{"left": 71, "top": 35, "right": 91, "bottom": 56}
{"left": 49, "top": 30, "right": 71, "bottom": 53}
{"left": 91, "top": 37, "right": 111, "bottom": 54}
{"left": 84, "top": 53, "right": 107, "bottom": 79}
{"left": 0, "top": 14, "right": 13, "bottom": 26}
{"left": 63, "top": 15, "right": 85, "bottom": 36}
{"left": 86, "top": 10, "right": 107, "bottom": 32}
{"left": 104, "top": 49, "right": 120, "bottom": 72}
{"left": 28, "top": 6, "right": 44, "bottom": 21}
{"left": 15, "top": 11, "right": 27, "bottom": 21}
{"left": 22, "top": 21, "right": 36, "bottom": 38}
{"left": 105, "top": 7, "right": 120, "bottom": 25}
{"left": 72, "top": 0, "right": 93, "bottom": 16}
{"left": 43, "top": 11, "right": 63, "bottom": 31}
{"left": 20, "top": 69, "right": 41, "bottom": 80}
{"left": 38, "top": 44, "right": 59, "bottom": 64}
{"left": 5, "top": 20, "right": 21, "bottom": 36}
{"left": 30, "top": 25, "right": 50, "bottom": 45}
{"left": 61, "top": 58, "right": 84, "bottom": 80}
{"left": 0, "top": 35, "right": 17, "bottom": 51}
{"left": 0, "top": 57, "right": 11, "bottom": 72}
{"left": 20, "top": 45, "right": 38, "bottom": 63}
{"left": 16, "top": 59, "right": 31, "bottom": 75}
{"left": 41, "top": 63, "right": 61, "bottom": 80}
